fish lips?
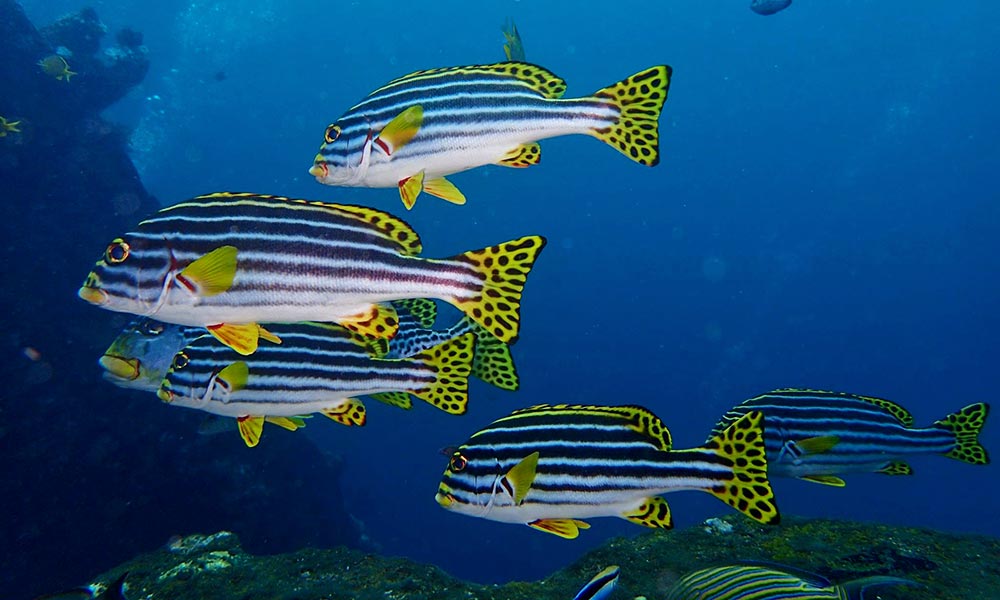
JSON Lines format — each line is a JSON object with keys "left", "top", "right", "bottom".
{"left": 99, "top": 354, "right": 141, "bottom": 381}
{"left": 435, "top": 490, "right": 455, "bottom": 508}
{"left": 78, "top": 285, "right": 108, "bottom": 305}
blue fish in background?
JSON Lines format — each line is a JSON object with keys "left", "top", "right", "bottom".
{"left": 751, "top": 0, "right": 793, "bottom": 16}
{"left": 572, "top": 566, "right": 620, "bottom": 600}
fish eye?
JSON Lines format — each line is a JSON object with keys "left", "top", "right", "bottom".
{"left": 324, "top": 124, "right": 341, "bottom": 144}
{"left": 141, "top": 321, "right": 165, "bottom": 336}
{"left": 172, "top": 352, "right": 190, "bottom": 370}
{"left": 450, "top": 452, "right": 468, "bottom": 472}
{"left": 104, "top": 239, "right": 130, "bottom": 264}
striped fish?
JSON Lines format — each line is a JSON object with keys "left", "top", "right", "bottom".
{"left": 158, "top": 321, "right": 474, "bottom": 445}
{"left": 665, "top": 563, "right": 915, "bottom": 600}
{"left": 386, "top": 298, "right": 519, "bottom": 391}
{"left": 710, "top": 389, "right": 990, "bottom": 487}
{"left": 78, "top": 192, "right": 546, "bottom": 355}
{"left": 435, "top": 404, "right": 780, "bottom": 539}
{"left": 308, "top": 61, "right": 671, "bottom": 209}
{"left": 99, "top": 317, "right": 310, "bottom": 446}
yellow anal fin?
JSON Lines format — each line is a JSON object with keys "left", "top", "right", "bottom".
{"left": 370, "top": 391, "right": 413, "bottom": 410}
{"left": 527, "top": 518, "right": 590, "bottom": 539}
{"left": 703, "top": 410, "right": 780, "bottom": 525}
{"left": 214, "top": 361, "right": 249, "bottom": 395}
{"left": 451, "top": 235, "right": 547, "bottom": 344}
{"left": 264, "top": 415, "right": 309, "bottom": 431}
{"left": 497, "top": 143, "right": 541, "bottom": 168}
{"left": 466, "top": 318, "right": 519, "bottom": 391}
{"left": 410, "top": 333, "right": 474, "bottom": 414}
{"left": 422, "top": 176, "right": 466, "bottom": 205}
{"left": 177, "top": 246, "right": 238, "bottom": 297}
{"left": 337, "top": 303, "right": 399, "bottom": 339}
{"left": 208, "top": 322, "right": 265, "bottom": 356}
{"left": 321, "top": 398, "right": 367, "bottom": 426}
{"left": 622, "top": 496, "right": 673, "bottom": 530}
{"left": 393, "top": 298, "right": 437, "bottom": 328}
{"left": 935, "top": 402, "right": 991, "bottom": 465}
{"left": 237, "top": 416, "right": 265, "bottom": 447}
{"left": 878, "top": 461, "right": 914, "bottom": 476}
{"left": 591, "top": 65, "right": 671, "bottom": 167}
{"left": 375, "top": 105, "right": 423, "bottom": 156}
{"left": 399, "top": 171, "right": 425, "bottom": 210}
{"left": 800, "top": 474, "right": 846, "bottom": 487}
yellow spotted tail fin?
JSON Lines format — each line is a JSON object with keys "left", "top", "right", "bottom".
{"left": 409, "top": 333, "right": 474, "bottom": 414}
{"left": 450, "top": 235, "right": 546, "bottom": 344}
{"left": 591, "top": 65, "right": 671, "bottom": 166}
{"left": 703, "top": 410, "right": 780, "bottom": 525}
{"left": 463, "top": 317, "right": 519, "bottom": 391}
{"left": 934, "top": 402, "right": 990, "bottom": 465}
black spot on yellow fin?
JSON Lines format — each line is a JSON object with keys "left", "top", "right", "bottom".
{"left": 877, "top": 461, "right": 914, "bottom": 476}
{"left": 800, "top": 474, "right": 846, "bottom": 487}
{"left": 336, "top": 303, "right": 399, "bottom": 340}
{"left": 393, "top": 298, "right": 438, "bottom": 328}
{"left": 703, "top": 410, "right": 780, "bottom": 525}
{"left": 369, "top": 391, "right": 413, "bottom": 410}
{"left": 591, "top": 65, "right": 671, "bottom": 167}
{"left": 321, "top": 398, "right": 367, "bottom": 426}
{"left": 527, "top": 518, "right": 590, "bottom": 539}
{"left": 934, "top": 402, "right": 990, "bottom": 465}
{"left": 497, "top": 142, "right": 541, "bottom": 168}
{"left": 461, "top": 317, "right": 519, "bottom": 391}
{"left": 451, "top": 235, "right": 546, "bottom": 344}
{"left": 622, "top": 496, "right": 673, "bottom": 530}
{"left": 379, "top": 62, "right": 567, "bottom": 99}
{"left": 410, "top": 333, "right": 474, "bottom": 414}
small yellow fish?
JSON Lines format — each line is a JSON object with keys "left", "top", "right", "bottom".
{"left": 38, "top": 54, "right": 76, "bottom": 81}
{"left": 502, "top": 19, "right": 526, "bottom": 62}
{"left": 0, "top": 116, "right": 21, "bottom": 137}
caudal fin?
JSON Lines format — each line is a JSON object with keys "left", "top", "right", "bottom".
{"left": 410, "top": 333, "right": 474, "bottom": 414}
{"left": 462, "top": 317, "right": 520, "bottom": 391}
{"left": 591, "top": 65, "right": 671, "bottom": 166}
{"left": 934, "top": 402, "right": 990, "bottom": 465}
{"left": 451, "top": 235, "right": 546, "bottom": 344}
{"left": 704, "top": 410, "right": 780, "bottom": 525}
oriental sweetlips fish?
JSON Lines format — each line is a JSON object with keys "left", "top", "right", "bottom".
{"left": 158, "top": 321, "right": 475, "bottom": 446}
{"left": 386, "top": 298, "right": 519, "bottom": 391}
{"left": 710, "top": 389, "right": 990, "bottom": 487}
{"left": 435, "top": 404, "right": 780, "bottom": 539}
{"left": 78, "top": 192, "right": 546, "bottom": 355}
{"left": 309, "top": 62, "right": 671, "bottom": 209}
{"left": 665, "top": 563, "right": 915, "bottom": 600}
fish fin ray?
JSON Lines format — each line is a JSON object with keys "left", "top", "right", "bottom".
{"left": 178, "top": 246, "right": 237, "bottom": 297}
{"left": 934, "top": 402, "right": 990, "bottom": 464}
{"left": 399, "top": 171, "right": 425, "bottom": 210}
{"left": 703, "top": 410, "right": 780, "bottom": 524}
{"left": 321, "top": 398, "right": 367, "bottom": 426}
{"left": 422, "top": 176, "right": 467, "bottom": 205}
{"left": 793, "top": 435, "right": 840, "bottom": 455}
{"left": 207, "top": 323, "right": 265, "bottom": 355}
{"left": 237, "top": 416, "right": 264, "bottom": 447}
{"left": 622, "top": 496, "right": 673, "bottom": 530}
{"left": 410, "top": 333, "right": 474, "bottom": 414}
{"left": 497, "top": 142, "right": 541, "bottom": 168}
{"left": 376, "top": 105, "right": 423, "bottom": 155}
{"left": 503, "top": 452, "right": 539, "bottom": 505}
{"left": 369, "top": 391, "right": 414, "bottom": 410}
{"left": 591, "top": 65, "right": 671, "bottom": 167}
{"left": 264, "top": 416, "right": 309, "bottom": 431}
{"left": 527, "top": 518, "right": 589, "bottom": 539}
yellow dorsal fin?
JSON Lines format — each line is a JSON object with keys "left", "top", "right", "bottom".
{"left": 794, "top": 435, "right": 840, "bottom": 455}
{"left": 622, "top": 496, "right": 673, "bottom": 530}
{"left": 422, "top": 177, "right": 467, "bottom": 205}
{"left": 398, "top": 171, "right": 425, "bottom": 210}
{"left": 378, "top": 63, "right": 567, "bottom": 99}
{"left": 504, "top": 404, "right": 671, "bottom": 450}
{"left": 497, "top": 142, "right": 541, "bottom": 168}
{"left": 321, "top": 398, "right": 367, "bottom": 426}
{"left": 800, "top": 474, "right": 847, "bottom": 487}
{"left": 503, "top": 452, "right": 539, "bottom": 505}
{"left": 215, "top": 361, "right": 249, "bottom": 394}
{"left": 776, "top": 388, "right": 916, "bottom": 427}
{"left": 264, "top": 416, "right": 308, "bottom": 431}
{"left": 177, "top": 246, "right": 237, "bottom": 297}
{"left": 208, "top": 323, "right": 262, "bottom": 356}
{"left": 369, "top": 391, "right": 413, "bottom": 410}
{"left": 336, "top": 303, "right": 399, "bottom": 339}
{"left": 393, "top": 298, "right": 437, "bottom": 328}
{"left": 375, "top": 105, "right": 423, "bottom": 155}
{"left": 527, "top": 518, "right": 590, "bottom": 539}
{"left": 237, "top": 416, "right": 264, "bottom": 447}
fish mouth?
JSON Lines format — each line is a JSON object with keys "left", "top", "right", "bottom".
{"left": 99, "top": 354, "right": 141, "bottom": 381}
{"left": 156, "top": 385, "right": 174, "bottom": 403}
{"left": 78, "top": 286, "right": 108, "bottom": 305}
{"left": 435, "top": 490, "right": 455, "bottom": 508}
{"left": 309, "top": 159, "right": 328, "bottom": 180}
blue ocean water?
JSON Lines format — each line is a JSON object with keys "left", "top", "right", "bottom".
{"left": 10, "top": 0, "right": 1000, "bottom": 592}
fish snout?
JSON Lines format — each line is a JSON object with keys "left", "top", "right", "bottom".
{"left": 309, "top": 157, "right": 329, "bottom": 180}
{"left": 99, "top": 354, "right": 141, "bottom": 381}
{"left": 156, "top": 384, "right": 174, "bottom": 403}
{"left": 78, "top": 285, "right": 108, "bottom": 305}
{"left": 435, "top": 488, "right": 456, "bottom": 509}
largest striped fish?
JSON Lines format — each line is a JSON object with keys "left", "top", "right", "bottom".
{"left": 309, "top": 62, "right": 671, "bottom": 209}
{"left": 435, "top": 404, "right": 779, "bottom": 539}
{"left": 710, "top": 389, "right": 990, "bottom": 487}
{"left": 77, "top": 192, "right": 546, "bottom": 355}
{"left": 665, "top": 563, "right": 915, "bottom": 600}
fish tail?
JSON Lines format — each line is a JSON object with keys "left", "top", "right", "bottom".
{"left": 591, "top": 65, "right": 671, "bottom": 166}
{"left": 460, "top": 317, "right": 520, "bottom": 391}
{"left": 449, "top": 235, "right": 546, "bottom": 344}
{"left": 410, "top": 333, "right": 474, "bottom": 414}
{"left": 933, "top": 402, "right": 990, "bottom": 465}
{"left": 703, "top": 410, "right": 781, "bottom": 525}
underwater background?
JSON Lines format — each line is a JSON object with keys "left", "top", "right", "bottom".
{"left": 3, "top": 0, "right": 998, "bottom": 598}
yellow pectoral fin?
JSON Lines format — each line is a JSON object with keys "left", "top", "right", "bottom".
{"left": 800, "top": 474, "right": 847, "bottom": 487}
{"left": 321, "top": 398, "right": 367, "bottom": 426}
{"left": 527, "top": 518, "right": 590, "bottom": 539}
{"left": 337, "top": 303, "right": 399, "bottom": 339}
{"left": 398, "top": 171, "right": 425, "bottom": 210}
{"left": 237, "top": 416, "right": 265, "bottom": 447}
{"left": 503, "top": 451, "right": 539, "bottom": 505}
{"left": 178, "top": 246, "right": 238, "bottom": 297}
{"left": 215, "top": 361, "right": 249, "bottom": 394}
{"left": 207, "top": 323, "right": 261, "bottom": 356}
{"left": 422, "top": 177, "right": 467, "bottom": 205}
{"left": 497, "top": 143, "right": 541, "bottom": 168}
{"left": 376, "top": 105, "right": 423, "bottom": 155}
{"left": 794, "top": 435, "right": 840, "bottom": 455}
